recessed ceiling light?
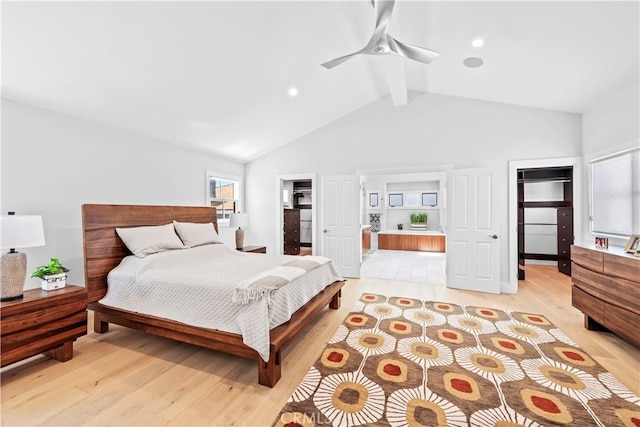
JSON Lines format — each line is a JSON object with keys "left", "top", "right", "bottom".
{"left": 463, "top": 57, "right": 484, "bottom": 68}
{"left": 472, "top": 38, "right": 484, "bottom": 47}
{"left": 288, "top": 87, "right": 299, "bottom": 98}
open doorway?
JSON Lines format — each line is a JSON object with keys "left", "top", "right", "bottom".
{"left": 276, "top": 173, "right": 317, "bottom": 256}
{"left": 508, "top": 157, "right": 583, "bottom": 291}
{"left": 359, "top": 170, "right": 448, "bottom": 283}
{"left": 517, "top": 166, "right": 574, "bottom": 279}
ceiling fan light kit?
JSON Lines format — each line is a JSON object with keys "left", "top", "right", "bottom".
{"left": 321, "top": 0, "right": 440, "bottom": 69}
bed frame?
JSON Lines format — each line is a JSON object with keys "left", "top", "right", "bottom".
{"left": 82, "top": 204, "right": 344, "bottom": 387}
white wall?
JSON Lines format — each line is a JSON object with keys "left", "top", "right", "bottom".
{"left": 1, "top": 99, "right": 243, "bottom": 289}
{"left": 581, "top": 80, "right": 640, "bottom": 246}
{"left": 582, "top": 80, "right": 639, "bottom": 156}
{"left": 245, "top": 91, "right": 582, "bottom": 286}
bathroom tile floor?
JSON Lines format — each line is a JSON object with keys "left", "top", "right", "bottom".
{"left": 361, "top": 249, "right": 446, "bottom": 284}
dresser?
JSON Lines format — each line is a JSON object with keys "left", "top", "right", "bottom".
{"left": 283, "top": 209, "right": 300, "bottom": 255}
{"left": 571, "top": 245, "right": 639, "bottom": 346}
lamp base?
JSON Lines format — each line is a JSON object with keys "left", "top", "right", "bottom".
{"left": 235, "top": 227, "right": 244, "bottom": 250}
{"left": 1, "top": 251, "right": 27, "bottom": 302}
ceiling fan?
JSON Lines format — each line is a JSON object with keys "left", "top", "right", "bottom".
{"left": 321, "top": 0, "right": 440, "bottom": 69}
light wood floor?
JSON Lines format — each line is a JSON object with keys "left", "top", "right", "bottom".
{"left": 2, "top": 265, "right": 638, "bottom": 426}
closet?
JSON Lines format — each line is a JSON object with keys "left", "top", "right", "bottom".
{"left": 293, "top": 180, "right": 312, "bottom": 251}
{"left": 517, "top": 167, "right": 573, "bottom": 278}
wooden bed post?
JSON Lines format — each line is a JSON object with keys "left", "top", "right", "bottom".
{"left": 258, "top": 349, "right": 282, "bottom": 387}
{"left": 93, "top": 311, "right": 109, "bottom": 333}
{"left": 329, "top": 289, "right": 341, "bottom": 309}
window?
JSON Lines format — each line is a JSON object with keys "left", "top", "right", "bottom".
{"left": 206, "top": 171, "right": 242, "bottom": 224}
{"left": 386, "top": 191, "right": 439, "bottom": 208}
{"left": 422, "top": 192, "right": 438, "bottom": 207}
{"left": 389, "top": 193, "right": 403, "bottom": 207}
{"left": 589, "top": 148, "right": 639, "bottom": 237}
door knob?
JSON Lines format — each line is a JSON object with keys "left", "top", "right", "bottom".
{"left": 489, "top": 234, "right": 498, "bottom": 239}
{"left": 323, "top": 229, "right": 329, "bottom": 233}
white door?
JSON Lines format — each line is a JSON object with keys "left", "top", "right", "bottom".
{"left": 321, "top": 175, "right": 360, "bottom": 278}
{"left": 446, "top": 169, "right": 501, "bottom": 294}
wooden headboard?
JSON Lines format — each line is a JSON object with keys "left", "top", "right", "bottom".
{"left": 82, "top": 204, "right": 218, "bottom": 304}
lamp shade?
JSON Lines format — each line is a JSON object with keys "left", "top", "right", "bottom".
{"left": 0, "top": 215, "right": 46, "bottom": 249}
{"left": 229, "top": 213, "right": 249, "bottom": 228}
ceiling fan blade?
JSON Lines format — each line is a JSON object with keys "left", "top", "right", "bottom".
{"left": 321, "top": 1, "right": 394, "bottom": 68}
{"left": 321, "top": 51, "right": 361, "bottom": 69}
{"left": 371, "top": 0, "right": 395, "bottom": 42}
{"left": 386, "top": 35, "right": 440, "bottom": 64}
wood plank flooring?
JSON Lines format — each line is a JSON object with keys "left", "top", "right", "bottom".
{"left": 1, "top": 265, "right": 638, "bottom": 426}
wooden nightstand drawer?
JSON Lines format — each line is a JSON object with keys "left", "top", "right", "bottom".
{"left": 1, "top": 285, "right": 87, "bottom": 367}
{"left": 238, "top": 245, "right": 266, "bottom": 254}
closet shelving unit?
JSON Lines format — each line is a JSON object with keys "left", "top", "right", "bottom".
{"left": 517, "top": 167, "right": 574, "bottom": 278}
{"left": 292, "top": 180, "right": 312, "bottom": 251}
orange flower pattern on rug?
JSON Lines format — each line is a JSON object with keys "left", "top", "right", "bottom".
{"left": 274, "top": 294, "right": 640, "bottom": 427}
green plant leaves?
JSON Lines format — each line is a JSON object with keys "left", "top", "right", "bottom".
{"left": 30, "top": 257, "right": 69, "bottom": 278}
{"left": 410, "top": 212, "right": 428, "bottom": 223}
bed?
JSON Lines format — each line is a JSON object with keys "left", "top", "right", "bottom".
{"left": 82, "top": 204, "right": 345, "bottom": 387}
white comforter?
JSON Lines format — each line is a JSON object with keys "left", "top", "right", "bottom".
{"left": 101, "top": 244, "right": 343, "bottom": 361}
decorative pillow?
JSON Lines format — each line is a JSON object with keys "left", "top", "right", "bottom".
{"left": 116, "top": 223, "right": 184, "bottom": 257}
{"left": 173, "top": 221, "right": 221, "bottom": 248}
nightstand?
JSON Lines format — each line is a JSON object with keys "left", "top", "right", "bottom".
{"left": 238, "top": 245, "right": 267, "bottom": 254}
{"left": 1, "top": 285, "right": 87, "bottom": 367}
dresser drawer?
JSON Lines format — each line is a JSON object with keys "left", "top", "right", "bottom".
{"left": 605, "top": 303, "right": 640, "bottom": 347}
{"left": 572, "top": 263, "right": 640, "bottom": 315}
{"left": 571, "top": 245, "right": 603, "bottom": 272}
{"left": 572, "top": 286, "right": 605, "bottom": 325}
{"left": 284, "top": 244, "right": 300, "bottom": 255}
{"left": 558, "top": 258, "right": 571, "bottom": 275}
{"left": 604, "top": 253, "right": 640, "bottom": 283}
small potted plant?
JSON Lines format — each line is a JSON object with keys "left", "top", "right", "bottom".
{"left": 31, "top": 258, "right": 69, "bottom": 291}
{"left": 397, "top": 223, "right": 403, "bottom": 230}
{"left": 410, "top": 212, "right": 428, "bottom": 230}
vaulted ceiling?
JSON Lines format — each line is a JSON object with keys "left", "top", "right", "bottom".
{"left": 2, "top": 1, "right": 638, "bottom": 162}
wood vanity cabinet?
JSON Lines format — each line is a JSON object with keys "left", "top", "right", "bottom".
{"left": 571, "top": 245, "right": 640, "bottom": 347}
{"left": 362, "top": 227, "right": 371, "bottom": 253}
{"left": 283, "top": 209, "right": 300, "bottom": 255}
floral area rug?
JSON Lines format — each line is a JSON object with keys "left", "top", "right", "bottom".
{"left": 274, "top": 293, "right": 639, "bottom": 426}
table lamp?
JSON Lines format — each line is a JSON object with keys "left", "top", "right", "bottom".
{"left": 1, "top": 212, "right": 46, "bottom": 301}
{"left": 229, "top": 213, "right": 249, "bottom": 250}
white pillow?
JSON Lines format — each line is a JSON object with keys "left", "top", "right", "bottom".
{"left": 173, "top": 221, "right": 221, "bottom": 248}
{"left": 116, "top": 223, "right": 184, "bottom": 257}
